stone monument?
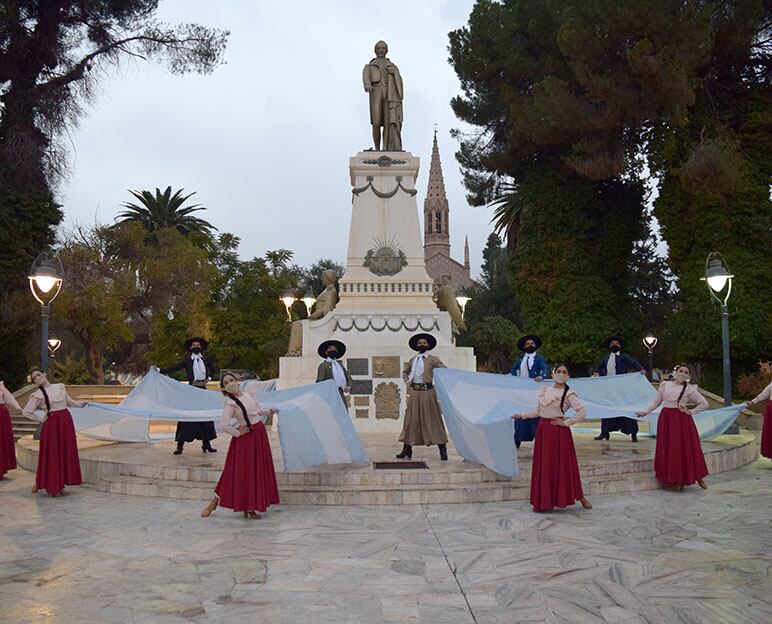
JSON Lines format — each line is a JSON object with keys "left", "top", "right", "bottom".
{"left": 278, "top": 45, "right": 475, "bottom": 433}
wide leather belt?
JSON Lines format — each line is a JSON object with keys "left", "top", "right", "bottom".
{"left": 411, "top": 382, "right": 433, "bottom": 391}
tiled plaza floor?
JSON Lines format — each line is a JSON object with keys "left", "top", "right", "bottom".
{"left": 1, "top": 456, "right": 771, "bottom": 623}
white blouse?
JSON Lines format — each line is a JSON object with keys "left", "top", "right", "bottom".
{"left": 220, "top": 392, "right": 273, "bottom": 437}
{"left": 22, "top": 383, "right": 83, "bottom": 423}
{"left": 749, "top": 381, "right": 771, "bottom": 405}
{"left": 640, "top": 381, "right": 709, "bottom": 416}
{"left": 0, "top": 382, "right": 21, "bottom": 412}
{"left": 521, "top": 386, "right": 588, "bottom": 427}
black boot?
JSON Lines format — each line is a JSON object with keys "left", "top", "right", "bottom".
{"left": 395, "top": 444, "right": 412, "bottom": 459}
{"left": 173, "top": 441, "right": 184, "bottom": 455}
{"left": 202, "top": 440, "right": 217, "bottom": 453}
{"left": 439, "top": 444, "right": 448, "bottom": 461}
{"left": 594, "top": 432, "right": 610, "bottom": 441}
{"left": 515, "top": 440, "right": 521, "bottom": 449}
{"left": 631, "top": 432, "right": 638, "bottom": 443}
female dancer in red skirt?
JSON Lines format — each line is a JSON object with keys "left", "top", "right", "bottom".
{"left": 636, "top": 364, "right": 709, "bottom": 490}
{"left": 22, "top": 368, "right": 85, "bottom": 496}
{"left": 1, "top": 380, "right": 22, "bottom": 479}
{"left": 512, "top": 364, "right": 592, "bottom": 513}
{"left": 201, "top": 373, "right": 280, "bottom": 519}
{"left": 747, "top": 380, "right": 772, "bottom": 459}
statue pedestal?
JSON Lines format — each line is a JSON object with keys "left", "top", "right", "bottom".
{"left": 279, "top": 151, "right": 476, "bottom": 433}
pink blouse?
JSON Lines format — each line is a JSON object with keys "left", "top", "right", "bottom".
{"left": 640, "top": 381, "right": 709, "bottom": 416}
{"left": 22, "top": 383, "right": 83, "bottom": 423}
{"left": 521, "top": 386, "right": 587, "bottom": 426}
{"left": 0, "top": 382, "right": 21, "bottom": 412}
{"left": 749, "top": 382, "right": 771, "bottom": 405}
{"left": 220, "top": 392, "right": 273, "bottom": 437}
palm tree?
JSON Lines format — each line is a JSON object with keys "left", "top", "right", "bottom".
{"left": 488, "top": 181, "right": 524, "bottom": 251}
{"left": 115, "top": 187, "right": 218, "bottom": 238}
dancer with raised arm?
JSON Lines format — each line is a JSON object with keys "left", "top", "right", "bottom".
{"left": 512, "top": 364, "right": 592, "bottom": 513}
{"left": 396, "top": 334, "right": 449, "bottom": 461}
{"left": 636, "top": 364, "right": 709, "bottom": 490}
{"left": 201, "top": 373, "right": 280, "bottom": 519}
{"left": 159, "top": 337, "right": 218, "bottom": 455}
{"left": 22, "top": 368, "right": 85, "bottom": 496}
{"left": 0, "top": 380, "right": 21, "bottom": 479}
{"left": 595, "top": 336, "right": 645, "bottom": 442}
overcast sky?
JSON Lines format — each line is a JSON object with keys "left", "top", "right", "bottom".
{"left": 61, "top": 0, "right": 488, "bottom": 275}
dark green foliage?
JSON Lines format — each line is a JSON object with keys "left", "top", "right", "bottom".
{"left": 458, "top": 233, "right": 521, "bottom": 371}
{"left": 0, "top": 191, "right": 63, "bottom": 387}
{"left": 451, "top": 0, "right": 771, "bottom": 385}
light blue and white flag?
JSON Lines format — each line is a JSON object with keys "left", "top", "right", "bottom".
{"left": 433, "top": 369, "right": 745, "bottom": 477}
{"left": 69, "top": 368, "right": 368, "bottom": 472}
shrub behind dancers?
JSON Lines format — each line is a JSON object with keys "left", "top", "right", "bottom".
{"left": 512, "top": 364, "right": 592, "bottom": 513}
{"left": 201, "top": 373, "right": 280, "bottom": 520}
{"left": 636, "top": 364, "right": 709, "bottom": 490}
{"left": 22, "top": 368, "right": 86, "bottom": 496}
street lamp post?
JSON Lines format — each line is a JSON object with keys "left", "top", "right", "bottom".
{"left": 455, "top": 296, "right": 471, "bottom": 320}
{"left": 28, "top": 252, "right": 64, "bottom": 373}
{"left": 301, "top": 291, "right": 317, "bottom": 317}
{"left": 280, "top": 292, "right": 297, "bottom": 323}
{"left": 47, "top": 338, "right": 62, "bottom": 358}
{"left": 642, "top": 333, "right": 657, "bottom": 381}
{"left": 700, "top": 252, "right": 737, "bottom": 433}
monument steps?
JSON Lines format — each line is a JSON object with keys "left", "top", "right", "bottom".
{"left": 15, "top": 432, "right": 757, "bottom": 506}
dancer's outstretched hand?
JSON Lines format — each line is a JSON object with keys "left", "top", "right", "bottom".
{"left": 635, "top": 410, "right": 646, "bottom": 417}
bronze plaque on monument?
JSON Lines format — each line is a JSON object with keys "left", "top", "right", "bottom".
{"left": 355, "top": 409, "right": 369, "bottom": 419}
{"left": 374, "top": 382, "right": 401, "bottom": 420}
{"left": 354, "top": 396, "right": 369, "bottom": 407}
{"left": 372, "top": 356, "right": 400, "bottom": 378}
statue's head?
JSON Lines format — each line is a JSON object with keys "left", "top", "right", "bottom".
{"left": 374, "top": 40, "right": 388, "bottom": 58}
{"left": 321, "top": 269, "right": 337, "bottom": 287}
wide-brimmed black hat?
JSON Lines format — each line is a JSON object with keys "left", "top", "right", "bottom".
{"left": 408, "top": 333, "right": 437, "bottom": 352}
{"left": 318, "top": 340, "right": 346, "bottom": 359}
{"left": 517, "top": 335, "right": 542, "bottom": 351}
{"left": 184, "top": 336, "right": 209, "bottom": 350}
{"left": 602, "top": 336, "right": 626, "bottom": 350}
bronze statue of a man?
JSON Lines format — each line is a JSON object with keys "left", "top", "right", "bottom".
{"left": 363, "top": 40, "right": 403, "bottom": 151}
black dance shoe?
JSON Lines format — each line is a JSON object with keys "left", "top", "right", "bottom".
{"left": 395, "top": 444, "right": 412, "bottom": 459}
{"left": 631, "top": 433, "right": 638, "bottom": 442}
{"left": 202, "top": 442, "right": 217, "bottom": 453}
{"left": 173, "top": 442, "right": 184, "bottom": 455}
{"left": 438, "top": 444, "right": 448, "bottom": 461}
{"left": 594, "top": 433, "right": 610, "bottom": 441}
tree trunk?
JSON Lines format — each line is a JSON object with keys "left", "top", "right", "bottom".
{"left": 84, "top": 340, "right": 104, "bottom": 385}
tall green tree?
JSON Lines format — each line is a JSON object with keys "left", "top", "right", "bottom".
{"left": 458, "top": 233, "right": 521, "bottom": 371}
{"left": 56, "top": 225, "right": 134, "bottom": 382}
{"left": 653, "top": 1, "right": 771, "bottom": 390}
{"left": 0, "top": 1, "right": 228, "bottom": 387}
{"left": 115, "top": 187, "right": 218, "bottom": 243}
{"left": 0, "top": 1, "right": 229, "bottom": 194}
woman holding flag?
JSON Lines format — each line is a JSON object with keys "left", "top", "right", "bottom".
{"left": 512, "top": 364, "right": 593, "bottom": 513}
{"left": 201, "top": 373, "right": 280, "bottom": 519}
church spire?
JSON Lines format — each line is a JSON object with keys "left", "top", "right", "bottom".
{"left": 424, "top": 127, "right": 450, "bottom": 259}
{"left": 464, "top": 236, "right": 470, "bottom": 267}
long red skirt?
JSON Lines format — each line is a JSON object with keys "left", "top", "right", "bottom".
{"left": 36, "top": 409, "right": 82, "bottom": 495}
{"left": 0, "top": 404, "right": 17, "bottom": 477}
{"left": 215, "top": 422, "right": 279, "bottom": 512}
{"left": 760, "top": 401, "right": 772, "bottom": 459}
{"left": 530, "top": 418, "right": 584, "bottom": 512}
{"left": 654, "top": 407, "right": 708, "bottom": 487}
